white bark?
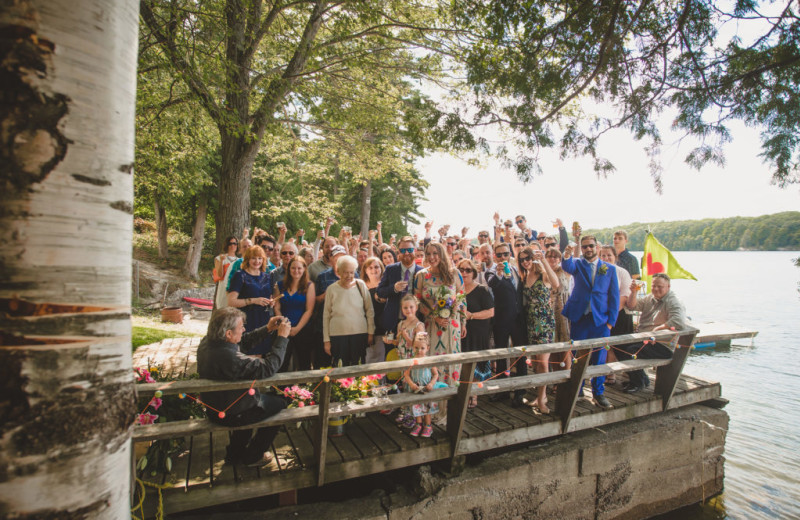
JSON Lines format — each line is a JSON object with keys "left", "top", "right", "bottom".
{"left": 0, "top": 0, "right": 139, "bottom": 518}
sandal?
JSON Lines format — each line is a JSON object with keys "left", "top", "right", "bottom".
{"left": 402, "top": 416, "right": 417, "bottom": 429}
{"left": 395, "top": 412, "right": 409, "bottom": 423}
{"left": 421, "top": 425, "right": 433, "bottom": 438}
{"left": 409, "top": 423, "right": 422, "bottom": 437}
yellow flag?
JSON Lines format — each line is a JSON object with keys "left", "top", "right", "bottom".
{"left": 640, "top": 232, "right": 697, "bottom": 292}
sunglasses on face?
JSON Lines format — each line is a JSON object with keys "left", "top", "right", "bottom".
{"left": 280, "top": 251, "right": 295, "bottom": 256}
{"left": 519, "top": 256, "right": 532, "bottom": 262}
{"left": 545, "top": 242, "right": 557, "bottom": 248}
{"left": 457, "top": 267, "right": 473, "bottom": 273}
{"left": 516, "top": 219, "right": 524, "bottom": 225}
{"left": 261, "top": 246, "right": 274, "bottom": 252}
{"left": 227, "top": 242, "right": 238, "bottom": 246}
{"left": 447, "top": 242, "right": 457, "bottom": 246}
{"left": 581, "top": 244, "right": 595, "bottom": 249}
{"left": 496, "top": 252, "right": 510, "bottom": 257}
{"left": 479, "top": 233, "right": 489, "bottom": 238}
{"left": 399, "top": 248, "right": 414, "bottom": 254}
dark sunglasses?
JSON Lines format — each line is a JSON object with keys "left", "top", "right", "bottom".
{"left": 447, "top": 242, "right": 457, "bottom": 246}
{"left": 399, "top": 247, "right": 414, "bottom": 254}
{"left": 280, "top": 251, "right": 295, "bottom": 256}
{"left": 458, "top": 268, "right": 474, "bottom": 274}
{"left": 519, "top": 256, "right": 532, "bottom": 262}
{"left": 496, "top": 252, "right": 510, "bottom": 257}
{"left": 478, "top": 233, "right": 489, "bottom": 238}
{"left": 545, "top": 242, "right": 557, "bottom": 248}
{"left": 227, "top": 241, "right": 238, "bottom": 246}
{"left": 261, "top": 246, "right": 274, "bottom": 252}
{"left": 516, "top": 219, "right": 524, "bottom": 225}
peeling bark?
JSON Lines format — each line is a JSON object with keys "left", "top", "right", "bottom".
{"left": 0, "top": 0, "right": 139, "bottom": 517}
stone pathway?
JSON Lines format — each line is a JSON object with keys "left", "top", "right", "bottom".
{"left": 132, "top": 336, "right": 202, "bottom": 377}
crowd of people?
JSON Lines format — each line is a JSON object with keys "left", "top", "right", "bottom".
{"left": 201, "top": 213, "right": 688, "bottom": 462}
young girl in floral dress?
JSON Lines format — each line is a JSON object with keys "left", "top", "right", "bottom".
{"left": 403, "top": 332, "right": 439, "bottom": 438}
{"left": 395, "top": 294, "right": 426, "bottom": 428}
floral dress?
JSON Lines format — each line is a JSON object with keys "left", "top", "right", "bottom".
{"left": 413, "top": 268, "right": 465, "bottom": 386}
{"left": 397, "top": 318, "right": 425, "bottom": 361}
{"left": 523, "top": 278, "right": 555, "bottom": 345}
{"left": 408, "top": 367, "right": 440, "bottom": 417}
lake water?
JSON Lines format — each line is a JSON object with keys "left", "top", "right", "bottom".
{"left": 641, "top": 251, "right": 800, "bottom": 520}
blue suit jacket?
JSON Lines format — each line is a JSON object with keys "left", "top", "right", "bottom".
{"left": 561, "top": 257, "right": 620, "bottom": 327}
{"left": 376, "top": 262, "right": 422, "bottom": 333}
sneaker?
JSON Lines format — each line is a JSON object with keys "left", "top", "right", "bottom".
{"left": 409, "top": 423, "right": 422, "bottom": 436}
{"left": 421, "top": 425, "right": 433, "bottom": 438}
{"left": 402, "top": 416, "right": 417, "bottom": 429}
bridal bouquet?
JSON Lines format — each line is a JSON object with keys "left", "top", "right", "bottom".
{"left": 430, "top": 285, "right": 466, "bottom": 320}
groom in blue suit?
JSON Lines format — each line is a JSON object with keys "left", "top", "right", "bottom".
{"left": 376, "top": 236, "right": 423, "bottom": 334}
{"left": 561, "top": 235, "right": 620, "bottom": 408}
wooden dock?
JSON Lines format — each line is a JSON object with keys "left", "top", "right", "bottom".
{"left": 131, "top": 327, "right": 738, "bottom": 516}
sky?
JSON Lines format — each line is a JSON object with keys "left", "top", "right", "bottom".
{"left": 412, "top": 120, "right": 799, "bottom": 238}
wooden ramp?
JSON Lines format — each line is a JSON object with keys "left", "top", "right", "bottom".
{"left": 694, "top": 321, "right": 758, "bottom": 345}
{"left": 141, "top": 370, "right": 720, "bottom": 515}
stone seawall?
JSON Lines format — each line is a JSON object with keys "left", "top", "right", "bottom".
{"left": 194, "top": 404, "right": 728, "bottom": 520}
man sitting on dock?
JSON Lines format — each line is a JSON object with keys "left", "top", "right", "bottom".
{"left": 617, "top": 273, "right": 688, "bottom": 393}
{"left": 197, "top": 308, "right": 291, "bottom": 467}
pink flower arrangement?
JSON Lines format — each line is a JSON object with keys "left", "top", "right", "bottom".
{"left": 137, "top": 412, "right": 158, "bottom": 425}
{"left": 134, "top": 367, "right": 155, "bottom": 383}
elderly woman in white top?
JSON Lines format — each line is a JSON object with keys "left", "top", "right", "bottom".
{"left": 323, "top": 255, "right": 375, "bottom": 366}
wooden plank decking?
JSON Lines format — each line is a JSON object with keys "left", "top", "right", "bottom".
{"left": 143, "top": 370, "right": 721, "bottom": 515}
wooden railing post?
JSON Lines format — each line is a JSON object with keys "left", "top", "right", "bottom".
{"left": 447, "top": 362, "right": 475, "bottom": 460}
{"left": 313, "top": 380, "right": 331, "bottom": 487}
{"left": 654, "top": 330, "right": 698, "bottom": 410}
{"left": 555, "top": 347, "right": 592, "bottom": 434}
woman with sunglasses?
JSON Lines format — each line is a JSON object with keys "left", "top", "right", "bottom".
{"left": 214, "top": 236, "right": 240, "bottom": 310}
{"left": 457, "top": 259, "right": 494, "bottom": 408}
{"left": 273, "top": 257, "right": 316, "bottom": 371}
{"left": 518, "top": 246, "right": 560, "bottom": 413}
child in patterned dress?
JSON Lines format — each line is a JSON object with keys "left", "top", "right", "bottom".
{"left": 403, "top": 332, "right": 439, "bottom": 438}
{"left": 395, "top": 294, "right": 426, "bottom": 428}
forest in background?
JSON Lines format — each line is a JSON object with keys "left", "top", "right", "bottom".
{"left": 586, "top": 211, "right": 800, "bottom": 251}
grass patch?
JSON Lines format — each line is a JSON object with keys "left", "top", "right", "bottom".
{"left": 132, "top": 326, "right": 196, "bottom": 352}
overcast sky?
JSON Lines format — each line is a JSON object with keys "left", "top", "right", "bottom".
{"left": 412, "top": 120, "right": 799, "bottom": 237}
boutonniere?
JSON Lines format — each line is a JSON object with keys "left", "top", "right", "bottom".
{"left": 598, "top": 264, "right": 608, "bottom": 275}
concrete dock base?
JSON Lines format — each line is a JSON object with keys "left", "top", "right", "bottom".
{"left": 193, "top": 404, "right": 728, "bottom": 519}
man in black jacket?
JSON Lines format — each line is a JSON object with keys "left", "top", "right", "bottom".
{"left": 197, "top": 308, "right": 291, "bottom": 467}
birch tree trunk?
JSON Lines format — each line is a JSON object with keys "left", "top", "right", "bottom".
{"left": 154, "top": 198, "right": 169, "bottom": 260}
{"left": 0, "top": 0, "right": 138, "bottom": 518}
{"left": 359, "top": 179, "right": 372, "bottom": 238}
{"left": 183, "top": 193, "right": 208, "bottom": 280}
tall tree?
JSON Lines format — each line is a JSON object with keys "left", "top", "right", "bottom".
{"left": 451, "top": 0, "right": 800, "bottom": 188}
{"left": 139, "top": 0, "right": 453, "bottom": 250}
{"left": 0, "top": 0, "right": 138, "bottom": 517}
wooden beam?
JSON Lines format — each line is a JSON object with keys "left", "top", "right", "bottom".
{"left": 313, "top": 380, "right": 331, "bottom": 487}
{"left": 555, "top": 347, "right": 592, "bottom": 434}
{"left": 654, "top": 330, "right": 698, "bottom": 410}
{"left": 447, "top": 362, "right": 475, "bottom": 461}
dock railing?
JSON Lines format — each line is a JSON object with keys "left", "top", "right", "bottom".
{"left": 134, "top": 328, "right": 698, "bottom": 488}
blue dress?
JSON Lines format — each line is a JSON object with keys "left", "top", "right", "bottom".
{"left": 229, "top": 269, "right": 273, "bottom": 355}
{"left": 276, "top": 280, "right": 307, "bottom": 326}
{"left": 408, "top": 367, "right": 440, "bottom": 417}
